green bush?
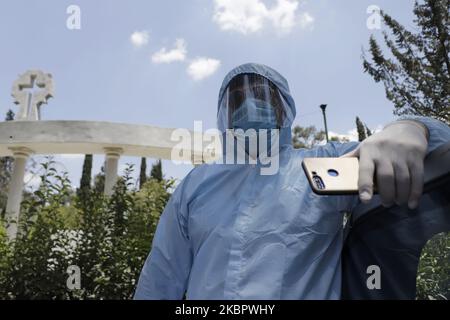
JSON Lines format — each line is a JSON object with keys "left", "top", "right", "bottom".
{"left": 0, "top": 159, "right": 173, "bottom": 299}
{"left": 416, "top": 232, "right": 450, "bottom": 300}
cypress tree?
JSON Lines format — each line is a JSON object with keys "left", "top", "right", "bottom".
{"left": 150, "top": 159, "right": 162, "bottom": 181}
{"left": 139, "top": 157, "right": 147, "bottom": 189}
{"left": 78, "top": 154, "right": 93, "bottom": 200}
{"left": 356, "top": 117, "right": 367, "bottom": 142}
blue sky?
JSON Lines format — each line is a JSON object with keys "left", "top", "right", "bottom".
{"left": 0, "top": 0, "right": 417, "bottom": 187}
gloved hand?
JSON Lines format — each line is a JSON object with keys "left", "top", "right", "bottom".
{"left": 342, "top": 120, "right": 429, "bottom": 209}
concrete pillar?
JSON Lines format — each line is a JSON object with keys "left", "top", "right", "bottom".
{"left": 5, "top": 147, "right": 32, "bottom": 240}
{"left": 104, "top": 147, "right": 122, "bottom": 196}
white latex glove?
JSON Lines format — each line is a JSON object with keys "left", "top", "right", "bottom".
{"left": 342, "top": 120, "right": 429, "bottom": 209}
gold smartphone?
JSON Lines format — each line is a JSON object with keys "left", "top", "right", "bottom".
{"left": 302, "top": 157, "right": 360, "bottom": 195}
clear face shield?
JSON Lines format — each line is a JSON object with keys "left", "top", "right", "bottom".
{"left": 217, "top": 74, "right": 294, "bottom": 132}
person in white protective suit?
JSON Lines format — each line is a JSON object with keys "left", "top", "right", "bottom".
{"left": 134, "top": 63, "right": 450, "bottom": 299}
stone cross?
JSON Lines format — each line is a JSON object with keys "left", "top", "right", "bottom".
{"left": 11, "top": 70, "right": 54, "bottom": 121}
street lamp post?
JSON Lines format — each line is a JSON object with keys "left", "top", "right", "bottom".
{"left": 320, "top": 104, "right": 329, "bottom": 143}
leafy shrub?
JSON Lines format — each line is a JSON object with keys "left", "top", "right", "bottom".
{"left": 416, "top": 232, "right": 450, "bottom": 300}
{"left": 0, "top": 159, "right": 173, "bottom": 299}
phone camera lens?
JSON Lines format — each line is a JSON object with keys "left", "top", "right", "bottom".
{"left": 327, "top": 169, "right": 339, "bottom": 177}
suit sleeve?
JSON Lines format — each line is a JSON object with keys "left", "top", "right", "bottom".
{"left": 399, "top": 116, "right": 450, "bottom": 154}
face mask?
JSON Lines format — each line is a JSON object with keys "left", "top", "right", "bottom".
{"left": 231, "top": 98, "right": 278, "bottom": 131}
{"left": 234, "top": 129, "right": 279, "bottom": 160}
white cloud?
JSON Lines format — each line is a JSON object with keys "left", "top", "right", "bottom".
{"left": 130, "top": 30, "right": 149, "bottom": 48}
{"left": 298, "top": 12, "right": 314, "bottom": 29}
{"left": 151, "top": 39, "right": 187, "bottom": 64}
{"left": 268, "top": 0, "right": 299, "bottom": 32}
{"left": 212, "top": 0, "right": 313, "bottom": 35}
{"left": 213, "top": 0, "right": 267, "bottom": 34}
{"left": 328, "top": 129, "right": 358, "bottom": 143}
{"left": 328, "top": 125, "right": 383, "bottom": 143}
{"left": 187, "top": 58, "right": 221, "bottom": 81}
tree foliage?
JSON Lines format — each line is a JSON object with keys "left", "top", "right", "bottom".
{"left": 416, "top": 232, "right": 450, "bottom": 300}
{"left": 292, "top": 125, "right": 349, "bottom": 149}
{"left": 77, "top": 154, "right": 93, "bottom": 203}
{"left": 355, "top": 116, "right": 373, "bottom": 142}
{"left": 363, "top": 0, "right": 449, "bottom": 124}
{"left": 150, "top": 159, "right": 163, "bottom": 182}
{"left": 0, "top": 159, "right": 173, "bottom": 299}
{"left": 139, "top": 157, "right": 147, "bottom": 189}
{"left": 292, "top": 126, "right": 326, "bottom": 149}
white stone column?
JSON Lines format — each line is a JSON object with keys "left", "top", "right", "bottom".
{"left": 5, "top": 147, "right": 32, "bottom": 240}
{"left": 104, "top": 147, "right": 122, "bottom": 196}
